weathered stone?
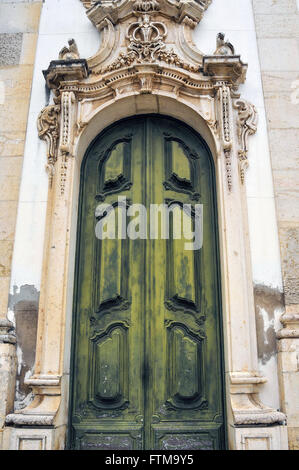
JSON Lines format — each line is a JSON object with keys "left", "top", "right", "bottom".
{"left": 288, "top": 428, "right": 299, "bottom": 450}
{"left": 273, "top": 170, "right": 299, "bottom": 194}
{"left": 276, "top": 193, "right": 299, "bottom": 222}
{"left": 255, "top": 15, "right": 299, "bottom": 38}
{"left": 264, "top": 93, "right": 299, "bottom": 128}
{"left": 279, "top": 226, "right": 299, "bottom": 304}
{"left": 269, "top": 129, "right": 299, "bottom": 170}
{"left": 257, "top": 39, "right": 299, "bottom": 71}
{"left": 0, "top": 202, "right": 18, "bottom": 241}
{"left": 0, "top": 131, "right": 25, "bottom": 157}
{"left": 0, "top": 340, "right": 17, "bottom": 428}
{"left": 0, "top": 98, "right": 30, "bottom": 133}
{"left": 0, "top": 33, "right": 23, "bottom": 66}
{"left": 20, "top": 33, "right": 38, "bottom": 66}
{"left": 0, "top": 277, "right": 10, "bottom": 315}
{"left": 284, "top": 278, "right": 299, "bottom": 304}
{"left": 261, "top": 71, "right": 299, "bottom": 93}
{"left": 0, "top": 157, "right": 23, "bottom": 201}
{"left": 0, "top": 241, "right": 13, "bottom": 277}
{"left": 252, "top": 0, "right": 298, "bottom": 15}
{"left": 0, "top": 3, "right": 42, "bottom": 34}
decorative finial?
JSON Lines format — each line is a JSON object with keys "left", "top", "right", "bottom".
{"left": 59, "top": 39, "right": 80, "bottom": 61}
{"left": 214, "top": 32, "right": 235, "bottom": 56}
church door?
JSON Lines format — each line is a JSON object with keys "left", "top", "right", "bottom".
{"left": 69, "top": 116, "right": 226, "bottom": 450}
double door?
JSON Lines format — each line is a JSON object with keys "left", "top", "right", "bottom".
{"left": 69, "top": 116, "right": 225, "bottom": 450}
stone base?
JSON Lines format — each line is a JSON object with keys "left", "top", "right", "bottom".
{"left": 230, "top": 425, "right": 288, "bottom": 450}
{"left": 3, "top": 424, "right": 289, "bottom": 450}
{"left": 4, "top": 427, "right": 54, "bottom": 450}
{"left": 288, "top": 427, "right": 299, "bottom": 450}
{"left": 3, "top": 425, "right": 67, "bottom": 450}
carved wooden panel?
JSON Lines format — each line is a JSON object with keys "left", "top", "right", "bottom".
{"left": 166, "top": 322, "right": 207, "bottom": 410}
{"left": 89, "top": 323, "right": 129, "bottom": 410}
{"left": 96, "top": 136, "right": 132, "bottom": 202}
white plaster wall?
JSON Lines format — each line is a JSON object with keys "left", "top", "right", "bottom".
{"left": 9, "top": 0, "right": 283, "bottom": 409}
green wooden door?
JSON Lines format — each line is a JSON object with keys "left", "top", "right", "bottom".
{"left": 69, "top": 116, "right": 226, "bottom": 450}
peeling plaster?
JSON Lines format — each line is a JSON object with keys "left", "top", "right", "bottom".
{"left": 8, "top": 284, "right": 39, "bottom": 409}
{"left": 254, "top": 284, "right": 284, "bottom": 365}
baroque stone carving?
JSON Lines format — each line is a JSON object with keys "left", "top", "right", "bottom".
{"left": 59, "top": 39, "right": 80, "bottom": 61}
{"left": 133, "top": 0, "right": 160, "bottom": 12}
{"left": 84, "top": 0, "right": 212, "bottom": 31}
{"left": 127, "top": 13, "right": 167, "bottom": 62}
{"left": 234, "top": 99, "right": 258, "bottom": 184}
{"left": 100, "top": 10, "right": 198, "bottom": 73}
{"left": 37, "top": 105, "right": 61, "bottom": 185}
{"left": 80, "top": 0, "right": 96, "bottom": 9}
{"left": 214, "top": 32, "right": 235, "bottom": 56}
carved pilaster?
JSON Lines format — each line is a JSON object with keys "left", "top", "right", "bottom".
{"left": 59, "top": 91, "right": 77, "bottom": 195}
{"left": 216, "top": 85, "right": 233, "bottom": 191}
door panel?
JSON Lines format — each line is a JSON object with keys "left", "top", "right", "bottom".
{"left": 69, "top": 116, "right": 225, "bottom": 450}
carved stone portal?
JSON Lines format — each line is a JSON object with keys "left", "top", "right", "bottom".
{"left": 4, "top": 0, "right": 288, "bottom": 451}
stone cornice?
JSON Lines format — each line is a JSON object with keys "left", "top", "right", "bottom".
{"left": 82, "top": 0, "right": 212, "bottom": 30}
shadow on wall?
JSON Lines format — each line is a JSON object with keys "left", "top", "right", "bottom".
{"left": 8, "top": 285, "right": 39, "bottom": 410}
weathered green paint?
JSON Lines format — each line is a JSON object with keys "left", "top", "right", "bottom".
{"left": 69, "top": 116, "right": 226, "bottom": 450}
